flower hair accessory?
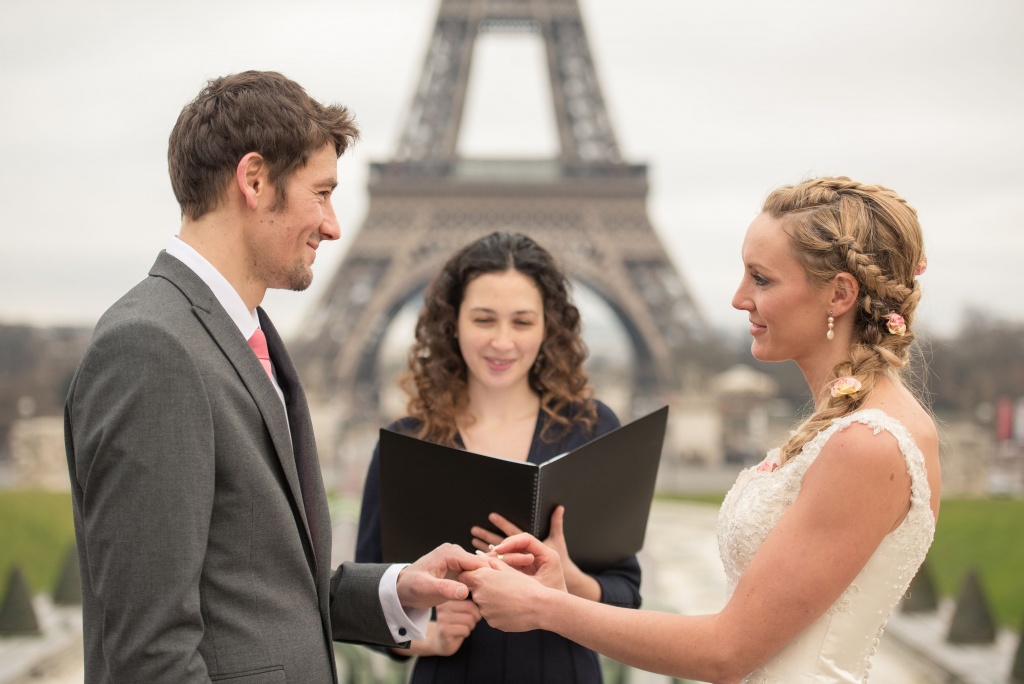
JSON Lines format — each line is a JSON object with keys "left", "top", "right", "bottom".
{"left": 756, "top": 460, "right": 778, "bottom": 473}
{"left": 915, "top": 255, "right": 927, "bottom": 277}
{"left": 831, "top": 376, "right": 863, "bottom": 399}
{"left": 885, "top": 312, "right": 907, "bottom": 336}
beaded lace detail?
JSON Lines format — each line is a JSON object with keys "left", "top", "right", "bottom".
{"left": 717, "top": 409, "right": 935, "bottom": 683}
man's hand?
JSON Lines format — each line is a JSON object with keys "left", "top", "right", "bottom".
{"left": 396, "top": 543, "right": 489, "bottom": 608}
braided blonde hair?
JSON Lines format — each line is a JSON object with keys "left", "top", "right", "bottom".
{"left": 767, "top": 177, "right": 925, "bottom": 464}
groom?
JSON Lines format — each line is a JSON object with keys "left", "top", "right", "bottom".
{"left": 63, "top": 71, "right": 486, "bottom": 683}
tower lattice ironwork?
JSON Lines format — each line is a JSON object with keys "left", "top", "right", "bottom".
{"left": 293, "top": 0, "right": 708, "bottom": 427}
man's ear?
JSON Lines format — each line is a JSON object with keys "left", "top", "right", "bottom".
{"left": 235, "top": 152, "right": 268, "bottom": 211}
{"left": 828, "top": 272, "right": 860, "bottom": 316}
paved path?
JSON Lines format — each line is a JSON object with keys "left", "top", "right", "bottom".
{"left": 887, "top": 599, "right": 1019, "bottom": 684}
{"left": 0, "top": 599, "right": 83, "bottom": 684}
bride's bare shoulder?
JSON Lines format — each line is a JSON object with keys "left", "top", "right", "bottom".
{"left": 860, "top": 380, "right": 941, "bottom": 509}
{"left": 861, "top": 380, "right": 936, "bottom": 447}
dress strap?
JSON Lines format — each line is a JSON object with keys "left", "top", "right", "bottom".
{"left": 792, "top": 409, "right": 932, "bottom": 510}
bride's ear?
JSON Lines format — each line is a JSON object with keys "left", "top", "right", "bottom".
{"left": 827, "top": 272, "right": 859, "bottom": 317}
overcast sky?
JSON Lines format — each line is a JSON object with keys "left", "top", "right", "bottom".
{"left": 2, "top": 0, "right": 1022, "bottom": 341}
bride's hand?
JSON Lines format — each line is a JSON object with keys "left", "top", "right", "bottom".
{"left": 486, "top": 532, "right": 567, "bottom": 591}
{"left": 471, "top": 508, "right": 595, "bottom": 598}
{"left": 459, "top": 554, "right": 559, "bottom": 633}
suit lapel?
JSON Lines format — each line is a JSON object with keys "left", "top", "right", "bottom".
{"left": 149, "top": 253, "right": 318, "bottom": 574}
{"left": 192, "top": 306, "right": 306, "bottom": 516}
{"left": 259, "top": 310, "right": 331, "bottom": 575}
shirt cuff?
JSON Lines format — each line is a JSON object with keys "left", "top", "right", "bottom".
{"left": 379, "top": 563, "right": 430, "bottom": 643}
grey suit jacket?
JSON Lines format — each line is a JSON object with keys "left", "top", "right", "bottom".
{"left": 64, "top": 252, "right": 401, "bottom": 683}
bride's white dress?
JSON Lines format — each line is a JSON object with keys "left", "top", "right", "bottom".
{"left": 717, "top": 409, "right": 935, "bottom": 683}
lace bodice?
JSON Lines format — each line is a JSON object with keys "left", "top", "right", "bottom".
{"left": 717, "top": 409, "right": 935, "bottom": 683}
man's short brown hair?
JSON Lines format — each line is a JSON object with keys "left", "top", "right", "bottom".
{"left": 168, "top": 71, "right": 359, "bottom": 220}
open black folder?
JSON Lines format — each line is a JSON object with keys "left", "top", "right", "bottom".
{"left": 378, "top": 405, "right": 668, "bottom": 568}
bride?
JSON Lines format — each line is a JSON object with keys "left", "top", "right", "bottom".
{"left": 461, "top": 176, "right": 941, "bottom": 683}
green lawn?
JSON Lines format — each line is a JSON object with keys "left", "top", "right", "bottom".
{"left": 661, "top": 493, "right": 1024, "bottom": 628}
{"left": 658, "top": 492, "right": 727, "bottom": 507}
{"left": 0, "top": 490, "right": 76, "bottom": 595}
{"left": 928, "top": 497, "right": 1024, "bottom": 628}
{"left": 3, "top": 491, "right": 1022, "bottom": 630}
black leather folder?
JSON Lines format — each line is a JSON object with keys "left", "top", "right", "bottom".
{"left": 378, "top": 405, "right": 668, "bottom": 567}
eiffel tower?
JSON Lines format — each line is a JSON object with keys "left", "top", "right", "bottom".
{"left": 293, "top": 0, "right": 707, "bottom": 441}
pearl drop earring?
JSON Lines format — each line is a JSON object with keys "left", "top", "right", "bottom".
{"left": 826, "top": 313, "right": 835, "bottom": 341}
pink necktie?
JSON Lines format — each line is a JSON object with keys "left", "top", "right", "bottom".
{"left": 247, "top": 328, "right": 274, "bottom": 379}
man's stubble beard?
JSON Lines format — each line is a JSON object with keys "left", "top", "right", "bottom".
{"left": 286, "top": 262, "right": 313, "bottom": 292}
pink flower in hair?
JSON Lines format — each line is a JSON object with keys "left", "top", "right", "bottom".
{"left": 831, "top": 376, "right": 863, "bottom": 399}
{"left": 885, "top": 312, "right": 907, "bottom": 336}
{"left": 756, "top": 459, "right": 779, "bottom": 473}
{"left": 915, "top": 255, "right": 927, "bottom": 276}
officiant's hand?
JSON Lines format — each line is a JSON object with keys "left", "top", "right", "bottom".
{"left": 470, "top": 512, "right": 524, "bottom": 553}
{"left": 389, "top": 595, "right": 481, "bottom": 658}
{"left": 540, "top": 506, "right": 602, "bottom": 600}
{"left": 432, "top": 599, "right": 482, "bottom": 656}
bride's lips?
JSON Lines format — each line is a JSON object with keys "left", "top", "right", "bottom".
{"left": 749, "top": 320, "right": 766, "bottom": 335}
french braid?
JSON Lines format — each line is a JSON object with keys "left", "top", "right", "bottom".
{"left": 766, "top": 177, "right": 925, "bottom": 464}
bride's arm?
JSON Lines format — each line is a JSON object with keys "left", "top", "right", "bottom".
{"left": 465, "top": 422, "right": 914, "bottom": 683}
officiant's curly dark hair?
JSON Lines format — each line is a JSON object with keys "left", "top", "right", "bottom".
{"left": 401, "top": 231, "right": 596, "bottom": 446}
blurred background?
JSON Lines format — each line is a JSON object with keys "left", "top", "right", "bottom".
{"left": 2, "top": 0, "right": 1022, "bottom": 681}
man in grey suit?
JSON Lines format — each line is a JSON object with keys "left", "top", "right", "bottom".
{"left": 64, "top": 71, "right": 488, "bottom": 683}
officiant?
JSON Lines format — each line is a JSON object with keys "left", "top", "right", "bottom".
{"left": 354, "top": 231, "right": 642, "bottom": 683}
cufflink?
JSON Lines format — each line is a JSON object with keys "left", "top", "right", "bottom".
{"left": 398, "top": 627, "right": 407, "bottom": 637}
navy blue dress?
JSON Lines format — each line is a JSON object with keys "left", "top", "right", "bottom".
{"left": 355, "top": 401, "right": 642, "bottom": 683}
